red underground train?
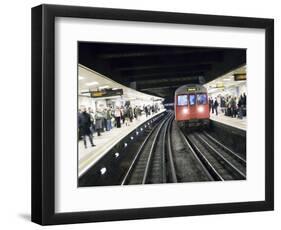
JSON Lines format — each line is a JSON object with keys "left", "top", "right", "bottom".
{"left": 174, "top": 84, "right": 210, "bottom": 128}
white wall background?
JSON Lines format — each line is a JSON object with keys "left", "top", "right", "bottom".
{"left": 0, "top": 0, "right": 279, "bottom": 228}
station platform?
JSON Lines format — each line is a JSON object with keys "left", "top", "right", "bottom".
{"left": 79, "top": 109, "right": 166, "bottom": 177}
{"left": 210, "top": 112, "right": 246, "bottom": 131}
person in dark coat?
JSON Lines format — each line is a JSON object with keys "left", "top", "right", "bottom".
{"left": 209, "top": 97, "right": 213, "bottom": 113}
{"left": 134, "top": 106, "right": 139, "bottom": 120}
{"left": 230, "top": 96, "right": 237, "bottom": 117}
{"left": 128, "top": 106, "right": 134, "bottom": 122}
{"left": 77, "top": 109, "right": 82, "bottom": 140}
{"left": 144, "top": 105, "right": 149, "bottom": 117}
{"left": 213, "top": 98, "right": 219, "bottom": 115}
{"left": 237, "top": 95, "right": 243, "bottom": 119}
{"left": 78, "top": 107, "right": 95, "bottom": 148}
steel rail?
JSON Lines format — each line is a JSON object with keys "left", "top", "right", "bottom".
{"left": 166, "top": 115, "right": 178, "bottom": 183}
{"left": 196, "top": 133, "right": 246, "bottom": 179}
{"left": 161, "top": 117, "right": 169, "bottom": 183}
{"left": 121, "top": 113, "right": 170, "bottom": 185}
{"left": 203, "top": 131, "right": 246, "bottom": 165}
{"left": 185, "top": 133, "right": 224, "bottom": 181}
{"left": 142, "top": 113, "right": 172, "bottom": 184}
{"left": 177, "top": 129, "right": 215, "bottom": 181}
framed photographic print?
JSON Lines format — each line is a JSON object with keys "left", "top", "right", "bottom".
{"left": 31, "top": 4, "right": 274, "bottom": 225}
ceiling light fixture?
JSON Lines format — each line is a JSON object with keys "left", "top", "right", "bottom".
{"left": 85, "top": 81, "right": 98, "bottom": 86}
{"left": 99, "top": 85, "right": 109, "bottom": 89}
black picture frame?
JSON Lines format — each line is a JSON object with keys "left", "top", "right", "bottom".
{"left": 31, "top": 4, "right": 274, "bottom": 225}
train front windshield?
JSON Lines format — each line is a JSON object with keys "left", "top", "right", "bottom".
{"left": 189, "top": 94, "right": 196, "bottom": 106}
{"left": 197, "top": 94, "right": 207, "bottom": 105}
{"left": 177, "top": 95, "right": 188, "bottom": 106}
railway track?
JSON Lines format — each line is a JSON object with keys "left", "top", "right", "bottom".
{"left": 184, "top": 132, "right": 246, "bottom": 181}
{"left": 170, "top": 121, "right": 214, "bottom": 182}
{"left": 121, "top": 113, "right": 246, "bottom": 185}
{"left": 121, "top": 112, "right": 175, "bottom": 185}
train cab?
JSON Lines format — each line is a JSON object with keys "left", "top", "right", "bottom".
{"left": 175, "top": 84, "right": 210, "bottom": 128}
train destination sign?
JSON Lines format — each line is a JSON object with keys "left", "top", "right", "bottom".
{"left": 90, "top": 88, "right": 123, "bottom": 98}
{"left": 187, "top": 87, "right": 196, "bottom": 92}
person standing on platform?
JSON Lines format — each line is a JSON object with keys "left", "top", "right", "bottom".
{"left": 209, "top": 97, "right": 213, "bottom": 113}
{"left": 144, "top": 105, "right": 149, "bottom": 117}
{"left": 128, "top": 106, "right": 134, "bottom": 122}
{"left": 226, "top": 96, "right": 232, "bottom": 116}
{"left": 124, "top": 107, "right": 130, "bottom": 126}
{"left": 220, "top": 97, "right": 226, "bottom": 113}
{"left": 105, "top": 107, "right": 113, "bottom": 131}
{"left": 213, "top": 98, "right": 219, "bottom": 116}
{"left": 120, "top": 106, "right": 125, "bottom": 124}
{"left": 134, "top": 106, "right": 139, "bottom": 120}
{"left": 237, "top": 95, "right": 243, "bottom": 119}
{"left": 243, "top": 92, "right": 247, "bottom": 117}
{"left": 230, "top": 96, "right": 237, "bottom": 118}
{"left": 78, "top": 106, "right": 95, "bottom": 149}
{"left": 138, "top": 106, "right": 142, "bottom": 117}
{"left": 88, "top": 107, "right": 96, "bottom": 135}
{"left": 77, "top": 109, "right": 82, "bottom": 140}
{"left": 114, "top": 106, "right": 122, "bottom": 128}
{"left": 95, "top": 108, "right": 103, "bottom": 136}
{"left": 148, "top": 105, "right": 151, "bottom": 116}
{"left": 151, "top": 105, "right": 155, "bottom": 114}
{"left": 102, "top": 108, "right": 107, "bottom": 133}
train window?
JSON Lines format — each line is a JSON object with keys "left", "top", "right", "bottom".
{"left": 177, "top": 95, "right": 188, "bottom": 106}
{"left": 189, "top": 94, "right": 196, "bottom": 106}
{"left": 197, "top": 94, "right": 207, "bottom": 105}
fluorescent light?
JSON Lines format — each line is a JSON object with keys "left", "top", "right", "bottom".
{"left": 86, "top": 81, "right": 98, "bottom": 86}
{"left": 79, "top": 76, "right": 84, "bottom": 80}
{"left": 99, "top": 85, "right": 109, "bottom": 89}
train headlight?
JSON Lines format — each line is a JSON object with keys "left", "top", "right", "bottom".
{"left": 183, "top": 108, "right": 189, "bottom": 114}
{"left": 197, "top": 107, "right": 204, "bottom": 113}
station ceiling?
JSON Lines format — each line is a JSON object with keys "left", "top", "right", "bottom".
{"left": 79, "top": 42, "right": 246, "bottom": 103}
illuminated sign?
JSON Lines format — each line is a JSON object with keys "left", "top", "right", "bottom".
{"left": 234, "top": 74, "right": 246, "bottom": 81}
{"left": 187, "top": 87, "right": 196, "bottom": 92}
{"left": 90, "top": 89, "right": 123, "bottom": 98}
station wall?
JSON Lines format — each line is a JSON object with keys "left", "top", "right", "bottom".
{"left": 208, "top": 82, "right": 246, "bottom": 99}
{"left": 79, "top": 96, "right": 96, "bottom": 112}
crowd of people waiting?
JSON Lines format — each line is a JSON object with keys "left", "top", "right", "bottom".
{"left": 209, "top": 93, "right": 247, "bottom": 119}
{"left": 78, "top": 104, "right": 160, "bottom": 149}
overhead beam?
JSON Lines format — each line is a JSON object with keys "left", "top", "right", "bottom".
{"left": 116, "top": 61, "right": 215, "bottom": 72}
{"left": 121, "top": 64, "right": 212, "bottom": 77}
{"left": 99, "top": 48, "right": 220, "bottom": 59}
{"left": 111, "top": 52, "right": 224, "bottom": 69}
{"left": 127, "top": 71, "right": 205, "bottom": 82}
{"left": 138, "top": 80, "right": 199, "bottom": 91}
{"left": 135, "top": 76, "right": 203, "bottom": 85}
